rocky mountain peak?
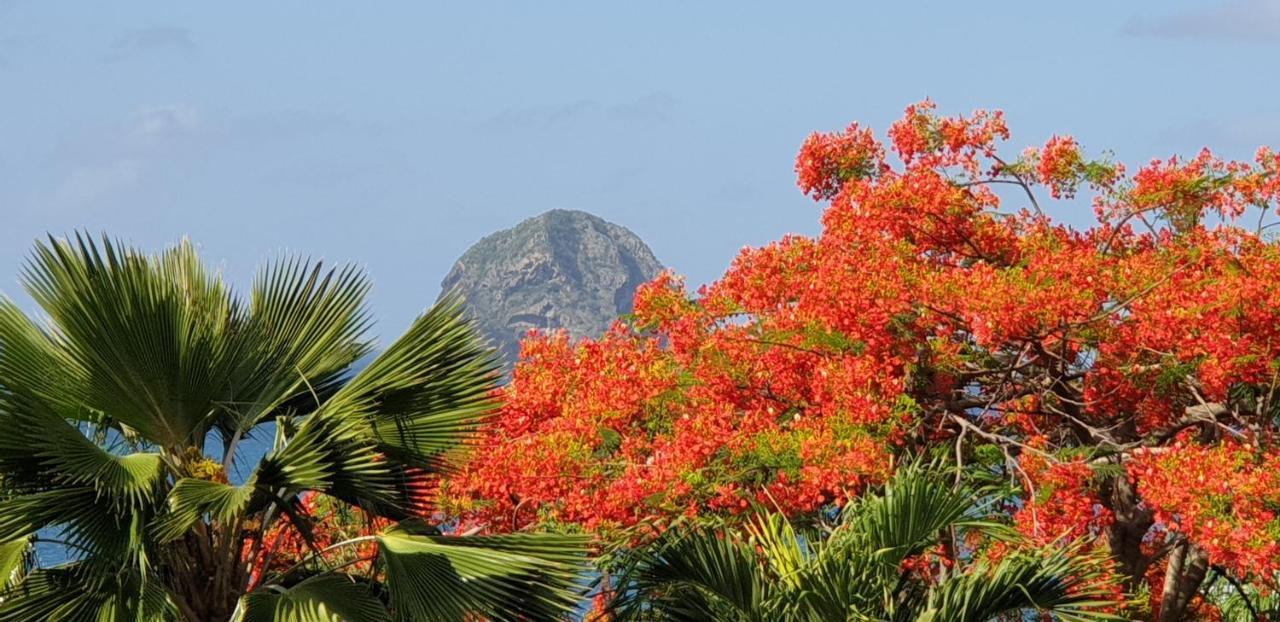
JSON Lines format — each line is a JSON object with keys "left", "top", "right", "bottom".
{"left": 439, "top": 209, "right": 663, "bottom": 368}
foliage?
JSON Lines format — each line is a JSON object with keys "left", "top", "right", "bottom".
{"left": 444, "top": 100, "right": 1280, "bottom": 618}
{"left": 604, "top": 465, "right": 1125, "bottom": 621}
{"left": 0, "top": 235, "right": 589, "bottom": 621}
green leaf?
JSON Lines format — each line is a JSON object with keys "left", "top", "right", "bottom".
{"left": 0, "top": 300, "right": 89, "bottom": 422}
{"left": 596, "top": 427, "right": 623, "bottom": 457}
{"left": 607, "top": 462, "right": 1123, "bottom": 621}
{"left": 918, "top": 543, "right": 1129, "bottom": 622}
{"left": 844, "top": 462, "right": 978, "bottom": 570}
{"left": 0, "top": 398, "right": 163, "bottom": 509}
{"left": 261, "top": 297, "right": 500, "bottom": 517}
{"left": 0, "top": 564, "right": 176, "bottom": 622}
{"left": 151, "top": 477, "right": 262, "bottom": 543}
{"left": 335, "top": 294, "right": 501, "bottom": 465}
{"left": 20, "top": 235, "right": 243, "bottom": 447}
{"left": 232, "top": 574, "right": 391, "bottom": 622}
{"left": 377, "top": 526, "right": 589, "bottom": 622}
{"left": 0, "top": 488, "right": 99, "bottom": 543}
{"left": 609, "top": 525, "right": 769, "bottom": 621}
{"left": 218, "top": 258, "right": 373, "bottom": 439}
{"left": 0, "top": 538, "right": 29, "bottom": 590}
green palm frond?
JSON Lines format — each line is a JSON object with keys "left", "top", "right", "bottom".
{"left": 784, "top": 542, "right": 884, "bottom": 621}
{"left": 0, "top": 301, "right": 88, "bottom": 422}
{"left": 0, "top": 234, "right": 585, "bottom": 620}
{"left": 846, "top": 462, "right": 996, "bottom": 569}
{"left": 330, "top": 293, "right": 501, "bottom": 466}
{"left": 20, "top": 235, "right": 242, "bottom": 447}
{"left": 0, "top": 403, "right": 161, "bottom": 568}
{"left": 744, "top": 510, "right": 809, "bottom": 590}
{"left": 0, "top": 538, "right": 30, "bottom": 590}
{"left": 261, "top": 296, "right": 500, "bottom": 517}
{"left": 151, "top": 477, "right": 263, "bottom": 543}
{"left": 0, "top": 563, "right": 176, "bottom": 622}
{"left": 0, "top": 566, "right": 95, "bottom": 622}
{"left": 0, "top": 490, "right": 153, "bottom": 574}
{"left": 755, "top": 514, "right": 882, "bottom": 620}
{"left": 609, "top": 523, "right": 769, "bottom": 621}
{"left": 377, "top": 525, "right": 590, "bottom": 622}
{"left": 0, "top": 488, "right": 100, "bottom": 543}
{"left": 608, "top": 464, "right": 1126, "bottom": 621}
{"left": 232, "top": 574, "right": 391, "bottom": 622}
{"left": 917, "top": 543, "right": 1127, "bottom": 622}
{"left": 217, "top": 258, "right": 373, "bottom": 440}
{"left": 257, "top": 411, "right": 398, "bottom": 512}
{"left": 0, "top": 398, "right": 163, "bottom": 506}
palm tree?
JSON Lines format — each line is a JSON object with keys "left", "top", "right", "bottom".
{"left": 605, "top": 465, "right": 1128, "bottom": 621}
{"left": 1205, "top": 568, "right": 1274, "bottom": 621}
{"left": 0, "top": 235, "right": 589, "bottom": 621}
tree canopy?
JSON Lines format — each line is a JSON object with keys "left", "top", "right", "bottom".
{"left": 444, "top": 101, "right": 1280, "bottom": 620}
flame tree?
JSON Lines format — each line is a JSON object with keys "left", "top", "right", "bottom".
{"left": 445, "top": 101, "right": 1280, "bottom": 619}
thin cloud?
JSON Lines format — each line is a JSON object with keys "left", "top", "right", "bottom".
{"left": 222, "top": 109, "right": 357, "bottom": 142}
{"left": 1124, "top": 0, "right": 1280, "bottom": 41}
{"left": 1155, "top": 115, "right": 1280, "bottom": 154}
{"left": 608, "top": 91, "right": 678, "bottom": 122}
{"left": 130, "top": 105, "right": 203, "bottom": 143}
{"left": 52, "top": 159, "right": 142, "bottom": 206}
{"left": 481, "top": 91, "right": 679, "bottom": 131}
{"left": 258, "top": 158, "right": 380, "bottom": 187}
{"left": 102, "top": 27, "right": 197, "bottom": 62}
{"left": 45, "top": 104, "right": 372, "bottom": 207}
{"left": 46, "top": 104, "right": 204, "bottom": 207}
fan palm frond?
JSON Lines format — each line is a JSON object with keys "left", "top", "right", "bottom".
{"left": 0, "top": 538, "right": 29, "bottom": 591}
{"left": 0, "top": 234, "right": 587, "bottom": 621}
{"left": 217, "top": 258, "right": 373, "bottom": 442}
{"left": 232, "top": 574, "right": 390, "bottom": 622}
{"left": 608, "top": 519, "right": 771, "bottom": 621}
{"left": 151, "top": 477, "right": 264, "bottom": 543}
{"left": 917, "top": 543, "right": 1127, "bottom": 622}
{"left": 20, "top": 235, "right": 241, "bottom": 448}
{"left": 608, "top": 464, "right": 1127, "bottom": 622}
{"left": 377, "top": 525, "right": 590, "bottom": 622}
{"left": 0, "top": 563, "right": 176, "bottom": 622}
{"left": 260, "top": 295, "right": 501, "bottom": 517}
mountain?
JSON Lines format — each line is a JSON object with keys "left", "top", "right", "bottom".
{"left": 439, "top": 209, "right": 664, "bottom": 369}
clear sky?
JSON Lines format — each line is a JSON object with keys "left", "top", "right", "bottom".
{"left": 2, "top": 1, "right": 1278, "bottom": 337}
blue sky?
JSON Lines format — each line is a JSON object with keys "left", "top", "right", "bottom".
{"left": 2, "top": 1, "right": 1279, "bottom": 336}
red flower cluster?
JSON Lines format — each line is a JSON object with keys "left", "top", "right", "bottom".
{"left": 1036, "top": 136, "right": 1085, "bottom": 198}
{"left": 1014, "top": 450, "right": 1113, "bottom": 545}
{"left": 900, "top": 543, "right": 954, "bottom": 583}
{"left": 442, "top": 100, "right": 1280, "bottom": 614}
{"left": 886, "top": 99, "right": 1008, "bottom": 174}
{"left": 441, "top": 312, "right": 897, "bottom": 532}
{"left": 1131, "top": 443, "right": 1280, "bottom": 583}
{"left": 244, "top": 492, "right": 392, "bottom": 588}
{"left": 795, "top": 122, "right": 886, "bottom": 200}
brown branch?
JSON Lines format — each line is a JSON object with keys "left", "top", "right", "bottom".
{"left": 946, "top": 413, "right": 1055, "bottom": 460}
{"left": 991, "top": 155, "right": 1046, "bottom": 218}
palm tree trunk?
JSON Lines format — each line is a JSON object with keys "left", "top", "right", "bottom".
{"left": 165, "top": 528, "right": 242, "bottom": 621}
